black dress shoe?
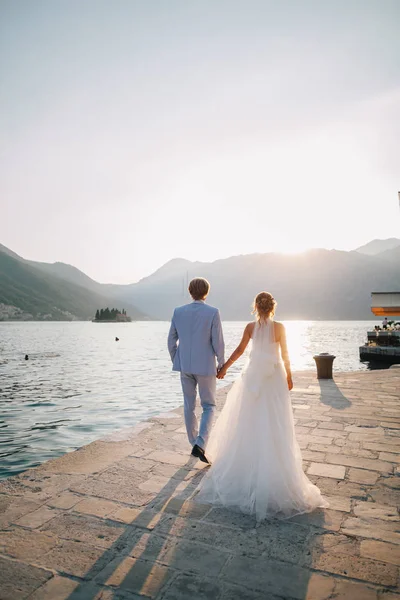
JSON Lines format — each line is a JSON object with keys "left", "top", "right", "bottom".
{"left": 191, "top": 444, "right": 210, "bottom": 464}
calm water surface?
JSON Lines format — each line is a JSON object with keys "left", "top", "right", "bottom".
{"left": 0, "top": 320, "right": 378, "bottom": 478}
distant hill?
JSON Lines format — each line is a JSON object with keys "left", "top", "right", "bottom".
{"left": 26, "top": 260, "right": 104, "bottom": 295}
{"left": 2, "top": 240, "right": 399, "bottom": 321}
{"left": 377, "top": 244, "right": 400, "bottom": 264}
{"left": 0, "top": 243, "right": 23, "bottom": 261}
{"left": 0, "top": 249, "right": 146, "bottom": 321}
{"left": 355, "top": 238, "right": 400, "bottom": 256}
{"left": 111, "top": 247, "right": 400, "bottom": 320}
{"left": 0, "top": 244, "right": 105, "bottom": 294}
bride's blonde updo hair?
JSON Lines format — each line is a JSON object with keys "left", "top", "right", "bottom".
{"left": 252, "top": 291, "right": 276, "bottom": 321}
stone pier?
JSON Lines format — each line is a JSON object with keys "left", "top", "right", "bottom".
{"left": 0, "top": 369, "right": 399, "bottom": 600}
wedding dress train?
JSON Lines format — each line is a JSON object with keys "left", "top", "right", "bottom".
{"left": 196, "top": 318, "right": 328, "bottom": 521}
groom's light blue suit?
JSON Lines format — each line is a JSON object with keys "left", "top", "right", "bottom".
{"left": 168, "top": 300, "right": 225, "bottom": 450}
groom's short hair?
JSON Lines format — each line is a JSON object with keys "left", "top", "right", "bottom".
{"left": 189, "top": 277, "right": 210, "bottom": 300}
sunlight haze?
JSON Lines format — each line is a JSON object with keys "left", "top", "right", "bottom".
{"left": 1, "top": 0, "right": 399, "bottom": 282}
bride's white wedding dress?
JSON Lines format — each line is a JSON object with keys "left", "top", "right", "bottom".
{"left": 196, "top": 318, "right": 328, "bottom": 521}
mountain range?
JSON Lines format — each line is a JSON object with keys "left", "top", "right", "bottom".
{"left": 0, "top": 245, "right": 145, "bottom": 321}
{"left": 0, "top": 238, "right": 399, "bottom": 321}
{"left": 355, "top": 238, "right": 400, "bottom": 256}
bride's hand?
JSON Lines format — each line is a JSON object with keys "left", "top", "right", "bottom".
{"left": 217, "top": 366, "right": 228, "bottom": 379}
{"left": 287, "top": 374, "right": 293, "bottom": 391}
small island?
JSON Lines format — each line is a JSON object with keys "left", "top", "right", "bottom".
{"left": 92, "top": 308, "right": 132, "bottom": 322}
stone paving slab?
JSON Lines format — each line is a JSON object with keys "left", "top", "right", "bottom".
{"left": 0, "top": 369, "right": 399, "bottom": 599}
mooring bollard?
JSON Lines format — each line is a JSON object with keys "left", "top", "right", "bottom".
{"left": 313, "top": 353, "right": 336, "bottom": 379}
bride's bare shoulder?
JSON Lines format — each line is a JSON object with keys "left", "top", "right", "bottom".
{"left": 273, "top": 321, "right": 285, "bottom": 336}
{"left": 245, "top": 322, "right": 256, "bottom": 336}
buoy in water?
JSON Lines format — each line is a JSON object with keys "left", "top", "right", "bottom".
{"left": 25, "top": 354, "right": 29, "bottom": 360}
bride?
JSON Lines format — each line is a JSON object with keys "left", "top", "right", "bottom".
{"left": 196, "top": 291, "right": 328, "bottom": 521}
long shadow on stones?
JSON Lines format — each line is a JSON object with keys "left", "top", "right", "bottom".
{"left": 63, "top": 457, "right": 206, "bottom": 599}
{"left": 64, "top": 455, "right": 329, "bottom": 600}
{"left": 318, "top": 379, "right": 352, "bottom": 410}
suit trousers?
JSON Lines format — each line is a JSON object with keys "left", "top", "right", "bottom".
{"left": 180, "top": 372, "right": 216, "bottom": 450}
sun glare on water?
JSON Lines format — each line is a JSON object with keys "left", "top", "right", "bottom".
{"left": 284, "top": 321, "right": 314, "bottom": 370}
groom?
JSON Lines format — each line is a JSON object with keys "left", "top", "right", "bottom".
{"left": 167, "top": 277, "right": 225, "bottom": 464}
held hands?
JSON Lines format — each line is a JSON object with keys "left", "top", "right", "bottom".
{"left": 217, "top": 364, "right": 228, "bottom": 379}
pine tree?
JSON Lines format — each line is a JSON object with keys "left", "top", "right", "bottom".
{"left": 95, "top": 309, "right": 100, "bottom": 320}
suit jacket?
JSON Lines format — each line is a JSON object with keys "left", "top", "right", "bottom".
{"left": 167, "top": 300, "right": 225, "bottom": 376}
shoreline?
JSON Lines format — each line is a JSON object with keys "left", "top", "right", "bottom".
{"left": 0, "top": 362, "right": 393, "bottom": 481}
{"left": 0, "top": 369, "right": 399, "bottom": 599}
{"left": 0, "top": 318, "right": 383, "bottom": 323}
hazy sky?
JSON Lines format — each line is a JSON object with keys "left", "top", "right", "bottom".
{"left": 1, "top": 1, "right": 399, "bottom": 283}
